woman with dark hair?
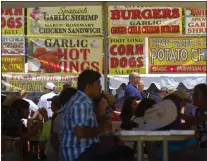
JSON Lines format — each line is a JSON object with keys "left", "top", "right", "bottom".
{"left": 120, "top": 96, "right": 138, "bottom": 130}
{"left": 2, "top": 99, "right": 42, "bottom": 161}
{"left": 135, "top": 98, "right": 156, "bottom": 118}
{"left": 192, "top": 83, "right": 207, "bottom": 148}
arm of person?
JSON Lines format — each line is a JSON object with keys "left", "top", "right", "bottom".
{"left": 180, "top": 113, "right": 207, "bottom": 126}
{"left": 51, "top": 115, "right": 60, "bottom": 153}
{"left": 21, "top": 121, "right": 42, "bottom": 142}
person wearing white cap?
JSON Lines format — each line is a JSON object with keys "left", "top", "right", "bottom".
{"left": 33, "top": 82, "right": 57, "bottom": 119}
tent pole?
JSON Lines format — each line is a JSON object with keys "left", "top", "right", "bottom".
{"left": 103, "top": 1, "right": 109, "bottom": 93}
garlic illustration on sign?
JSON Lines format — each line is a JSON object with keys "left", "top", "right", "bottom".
{"left": 90, "top": 40, "right": 100, "bottom": 48}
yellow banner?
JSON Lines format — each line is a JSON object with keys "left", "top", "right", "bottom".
{"left": 27, "top": 37, "right": 103, "bottom": 74}
{"left": 2, "top": 56, "right": 25, "bottom": 72}
{"left": 1, "top": 8, "right": 24, "bottom": 35}
{"left": 148, "top": 37, "right": 207, "bottom": 73}
{"left": 109, "top": 37, "right": 146, "bottom": 75}
{"left": 2, "top": 74, "right": 77, "bottom": 92}
{"left": 108, "top": 6, "right": 182, "bottom": 36}
{"left": 27, "top": 6, "right": 103, "bottom": 36}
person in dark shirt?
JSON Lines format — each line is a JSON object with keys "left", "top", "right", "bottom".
{"left": 120, "top": 96, "right": 138, "bottom": 130}
{"left": 125, "top": 72, "right": 142, "bottom": 101}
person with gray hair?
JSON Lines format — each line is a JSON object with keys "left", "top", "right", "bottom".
{"left": 125, "top": 72, "right": 142, "bottom": 102}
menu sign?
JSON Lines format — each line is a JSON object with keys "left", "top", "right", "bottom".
{"left": 27, "top": 37, "right": 103, "bottom": 74}
{"left": 109, "top": 37, "right": 145, "bottom": 75}
{"left": 149, "top": 37, "right": 207, "bottom": 73}
{"left": 184, "top": 8, "right": 206, "bottom": 36}
{"left": 1, "top": 36, "right": 25, "bottom": 55}
{"left": 27, "top": 6, "right": 103, "bottom": 36}
{"left": 2, "top": 74, "right": 77, "bottom": 92}
{"left": 108, "top": 6, "right": 182, "bottom": 36}
{"left": 2, "top": 56, "right": 25, "bottom": 72}
{"left": 1, "top": 8, "right": 24, "bottom": 35}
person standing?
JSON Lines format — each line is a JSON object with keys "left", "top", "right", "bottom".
{"left": 19, "top": 90, "right": 39, "bottom": 118}
{"left": 60, "top": 70, "right": 133, "bottom": 161}
{"left": 125, "top": 72, "right": 142, "bottom": 101}
{"left": 33, "top": 82, "right": 57, "bottom": 120}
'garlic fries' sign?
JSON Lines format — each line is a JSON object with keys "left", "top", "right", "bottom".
{"left": 27, "top": 37, "right": 103, "bottom": 74}
{"left": 27, "top": 6, "right": 103, "bottom": 36}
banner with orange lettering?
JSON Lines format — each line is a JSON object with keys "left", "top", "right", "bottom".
{"left": 149, "top": 37, "right": 207, "bottom": 74}
{"left": 108, "top": 6, "right": 182, "bottom": 36}
{"left": 109, "top": 37, "right": 146, "bottom": 75}
{"left": 27, "top": 37, "right": 103, "bottom": 74}
{"left": 184, "top": 8, "right": 206, "bottom": 36}
{"left": 1, "top": 8, "right": 24, "bottom": 35}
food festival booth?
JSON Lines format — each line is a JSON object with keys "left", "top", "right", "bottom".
{"left": 1, "top": 1, "right": 206, "bottom": 99}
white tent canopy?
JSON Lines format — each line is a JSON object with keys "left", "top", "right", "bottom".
{"left": 109, "top": 74, "right": 206, "bottom": 91}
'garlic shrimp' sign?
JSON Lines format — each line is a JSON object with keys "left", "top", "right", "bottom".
{"left": 108, "top": 6, "right": 182, "bottom": 36}
{"left": 149, "top": 37, "right": 207, "bottom": 73}
{"left": 184, "top": 8, "right": 206, "bottom": 36}
{"left": 27, "top": 6, "right": 102, "bottom": 36}
{"left": 109, "top": 37, "right": 145, "bottom": 75}
{"left": 27, "top": 38, "right": 103, "bottom": 74}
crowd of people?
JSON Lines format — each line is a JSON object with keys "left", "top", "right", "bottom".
{"left": 1, "top": 70, "right": 207, "bottom": 161}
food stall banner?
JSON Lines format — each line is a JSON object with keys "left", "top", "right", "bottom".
{"left": 2, "top": 56, "right": 25, "bottom": 73}
{"left": 108, "top": 6, "right": 182, "bottom": 36}
{"left": 1, "top": 74, "right": 77, "bottom": 92}
{"left": 2, "top": 36, "right": 25, "bottom": 55}
{"left": 27, "top": 37, "right": 103, "bottom": 74}
{"left": 2, "top": 8, "right": 24, "bottom": 35}
{"left": 149, "top": 37, "right": 207, "bottom": 73}
{"left": 109, "top": 37, "right": 146, "bottom": 75}
{"left": 184, "top": 8, "right": 206, "bottom": 36}
{"left": 27, "top": 6, "right": 103, "bottom": 36}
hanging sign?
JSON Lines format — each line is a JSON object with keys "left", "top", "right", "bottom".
{"left": 2, "top": 56, "right": 25, "bottom": 72}
{"left": 2, "top": 36, "right": 25, "bottom": 55}
{"left": 108, "top": 6, "right": 182, "bottom": 36}
{"left": 109, "top": 37, "right": 146, "bottom": 75}
{"left": 27, "top": 37, "right": 103, "bottom": 74}
{"left": 1, "top": 8, "right": 24, "bottom": 35}
{"left": 184, "top": 8, "right": 206, "bottom": 36}
{"left": 27, "top": 6, "right": 103, "bottom": 36}
{"left": 1, "top": 74, "right": 77, "bottom": 92}
{"left": 149, "top": 37, "right": 207, "bottom": 73}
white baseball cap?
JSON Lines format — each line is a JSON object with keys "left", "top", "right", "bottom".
{"left": 45, "top": 82, "right": 56, "bottom": 90}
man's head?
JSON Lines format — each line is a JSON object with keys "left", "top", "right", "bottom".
{"left": 78, "top": 69, "right": 102, "bottom": 99}
{"left": 62, "top": 82, "right": 73, "bottom": 90}
{"left": 138, "top": 80, "right": 144, "bottom": 92}
{"left": 160, "top": 87, "right": 169, "bottom": 98}
{"left": 19, "top": 90, "right": 27, "bottom": 98}
{"left": 44, "top": 82, "right": 56, "bottom": 93}
{"left": 47, "top": 95, "right": 61, "bottom": 113}
{"left": 129, "top": 72, "right": 141, "bottom": 85}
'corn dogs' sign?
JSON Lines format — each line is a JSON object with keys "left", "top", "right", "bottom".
{"left": 27, "top": 37, "right": 103, "bottom": 74}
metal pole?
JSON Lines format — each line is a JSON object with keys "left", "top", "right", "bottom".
{"left": 103, "top": 1, "right": 109, "bottom": 93}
